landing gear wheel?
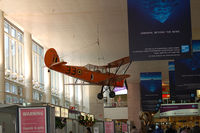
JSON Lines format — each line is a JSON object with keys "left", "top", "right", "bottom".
{"left": 109, "top": 91, "right": 115, "bottom": 98}
{"left": 97, "top": 93, "right": 103, "bottom": 100}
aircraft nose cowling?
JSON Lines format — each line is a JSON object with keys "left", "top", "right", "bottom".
{"left": 44, "top": 48, "right": 60, "bottom": 68}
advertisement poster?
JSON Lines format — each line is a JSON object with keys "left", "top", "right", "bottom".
{"left": 19, "top": 107, "right": 47, "bottom": 133}
{"left": 104, "top": 121, "right": 114, "bottom": 133}
{"left": 175, "top": 40, "right": 200, "bottom": 87}
{"left": 168, "top": 41, "right": 200, "bottom": 101}
{"left": 140, "top": 72, "right": 162, "bottom": 112}
{"left": 175, "top": 53, "right": 200, "bottom": 86}
{"left": 168, "top": 62, "right": 190, "bottom": 101}
{"left": 192, "top": 40, "right": 200, "bottom": 53}
{"left": 122, "top": 123, "right": 127, "bottom": 132}
{"left": 174, "top": 43, "right": 200, "bottom": 101}
{"left": 128, "top": 0, "right": 192, "bottom": 61}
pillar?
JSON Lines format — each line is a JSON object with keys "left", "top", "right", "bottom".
{"left": 24, "top": 31, "right": 33, "bottom": 103}
{"left": 89, "top": 86, "right": 104, "bottom": 120}
{"left": 0, "top": 10, "right": 5, "bottom": 104}
{"left": 128, "top": 82, "right": 141, "bottom": 129}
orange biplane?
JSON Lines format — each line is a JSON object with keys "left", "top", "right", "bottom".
{"left": 44, "top": 48, "right": 131, "bottom": 99}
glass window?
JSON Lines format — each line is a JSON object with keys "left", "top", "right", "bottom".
{"left": 75, "top": 80, "right": 82, "bottom": 105}
{"left": 75, "top": 85, "right": 79, "bottom": 103}
{"left": 6, "top": 95, "right": 12, "bottom": 103}
{"left": 52, "top": 96, "right": 59, "bottom": 105}
{"left": 64, "top": 75, "right": 70, "bottom": 99}
{"left": 11, "top": 85, "right": 18, "bottom": 95}
{"left": 11, "top": 27, "right": 16, "bottom": 38}
{"left": 51, "top": 71, "right": 60, "bottom": 95}
{"left": 5, "top": 82, "right": 10, "bottom": 93}
{"left": 19, "top": 87, "right": 23, "bottom": 96}
{"left": 5, "top": 81, "right": 24, "bottom": 104}
{"left": 11, "top": 40, "right": 16, "bottom": 73}
{"left": 4, "top": 20, "right": 24, "bottom": 81}
{"left": 4, "top": 21, "right": 9, "bottom": 33}
{"left": 65, "top": 101, "right": 70, "bottom": 108}
{"left": 19, "top": 98, "right": 24, "bottom": 103}
{"left": 32, "top": 41, "right": 44, "bottom": 92}
{"left": 33, "top": 90, "right": 43, "bottom": 102}
{"left": 13, "top": 96, "right": 19, "bottom": 103}
{"left": 33, "top": 91, "right": 39, "bottom": 101}
{"left": 39, "top": 93, "right": 43, "bottom": 101}
{"left": 4, "top": 34, "right": 10, "bottom": 69}
{"left": 17, "top": 32, "right": 23, "bottom": 43}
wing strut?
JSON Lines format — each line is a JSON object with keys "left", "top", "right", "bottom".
{"left": 114, "top": 59, "right": 125, "bottom": 75}
{"left": 123, "top": 61, "right": 132, "bottom": 75}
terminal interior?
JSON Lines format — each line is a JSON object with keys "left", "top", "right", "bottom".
{"left": 0, "top": 0, "right": 200, "bottom": 133}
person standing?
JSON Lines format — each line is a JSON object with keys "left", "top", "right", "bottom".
{"left": 166, "top": 124, "right": 177, "bottom": 133}
{"left": 86, "top": 127, "right": 92, "bottom": 133}
{"left": 154, "top": 125, "right": 164, "bottom": 133}
{"left": 131, "top": 125, "right": 138, "bottom": 133}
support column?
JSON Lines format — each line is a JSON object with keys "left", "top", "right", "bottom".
{"left": 44, "top": 67, "right": 51, "bottom": 104}
{"left": 0, "top": 10, "right": 5, "bottom": 104}
{"left": 24, "top": 31, "right": 33, "bottom": 103}
{"left": 128, "top": 82, "right": 141, "bottom": 129}
{"left": 89, "top": 86, "right": 104, "bottom": 120}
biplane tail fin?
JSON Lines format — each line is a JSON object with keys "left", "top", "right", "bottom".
{"left": 44, "top": 48, "right": 60, "bottom": 68}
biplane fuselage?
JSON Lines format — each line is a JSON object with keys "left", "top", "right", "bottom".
{"left": 44, "top": 48, "right": 130, "bottom": 87}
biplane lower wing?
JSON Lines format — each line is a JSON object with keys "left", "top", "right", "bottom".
{"left": 98, "top": 74, "right": 130, "bottom": 87}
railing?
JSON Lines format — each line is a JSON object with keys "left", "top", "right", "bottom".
{"left": 104, "top": 101, "right": 127, "bottom": 108}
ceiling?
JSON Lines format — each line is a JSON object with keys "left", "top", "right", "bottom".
{"left": 0, "top": 0, "right": 200, "bottom": 83}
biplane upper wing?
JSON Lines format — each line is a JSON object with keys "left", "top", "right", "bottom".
{"left": 85, "top": 64, "right": 107, "bottom": 69}
{"left": 84, "top": 56, "right": 130, "bottom": 70}
{"left": 106, "top": 56, "right": 130, "bottom": 68}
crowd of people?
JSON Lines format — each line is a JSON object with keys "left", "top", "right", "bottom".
{"left": 131, "top": 122, "right": 200, "bottom": 133}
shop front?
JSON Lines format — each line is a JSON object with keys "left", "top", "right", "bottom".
{"left": 154, "top": 103, "right": 200, "bottom": 130}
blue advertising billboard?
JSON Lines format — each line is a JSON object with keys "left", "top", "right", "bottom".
{"left": 175, "top": 41, "right": 200, "bottom": 88}
{"left": 140, "top": 72, "right": 162, "bottom": 112}
{"left": 168, "top": 61, "right": 175, "bottom": 100}
{"left": 128, "top": 0, "right": 192, "bottom": 61}
{"left": 175, "top": 53, "right": 200, "bottom": 86}
{"left": 172, "top": 40, "right": 200, "bottom": 101}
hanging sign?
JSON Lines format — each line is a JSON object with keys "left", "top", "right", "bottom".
{"left": 140, "top": 72, "right": 162, "bottom": 112}
{"left": 128, "top": 0, "right": 192, "bottom": 61}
